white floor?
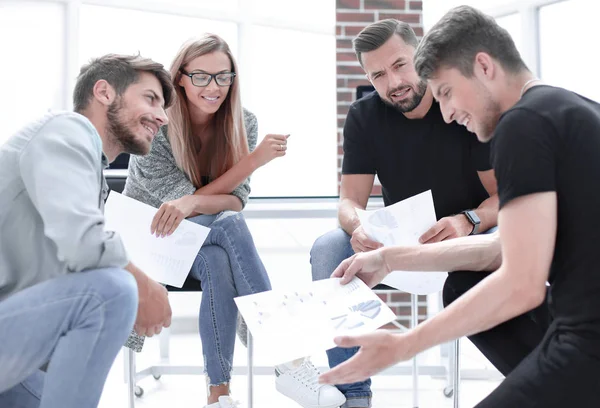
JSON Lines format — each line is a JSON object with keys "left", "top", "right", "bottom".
{"left": 98, "top": 216, "right": 503, "bottom": 408}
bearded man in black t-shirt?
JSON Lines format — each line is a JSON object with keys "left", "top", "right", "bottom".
{"left": 318, "top": 6, "right": 600, "bottom": 408}
{"left": 309, "top": 18, "right": 499, "bottom": 408}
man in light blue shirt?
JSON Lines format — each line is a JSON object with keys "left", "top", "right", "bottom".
{"left": 0, "top": 54, "right": 174, "bottom": 408}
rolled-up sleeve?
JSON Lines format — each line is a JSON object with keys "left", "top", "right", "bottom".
{"left": 19, "top": 115, "right": 129, "bottom": 272}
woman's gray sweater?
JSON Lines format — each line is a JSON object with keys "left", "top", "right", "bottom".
{"left": 124, "top": 108, "right": 258, "bottom": 209}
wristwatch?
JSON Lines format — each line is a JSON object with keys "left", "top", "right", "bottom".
{"left": 461, "top": 210, "right": 481, "bottom": 235}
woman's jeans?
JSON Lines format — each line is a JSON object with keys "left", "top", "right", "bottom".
{"left": 187, "top": 211, "right": 271, "bottom": 387}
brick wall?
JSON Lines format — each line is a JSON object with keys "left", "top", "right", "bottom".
{"left": 336, "top": 1, "right": 427, "bottom": 325}
{"left": 336, "top": 0, "right": 424, "bottom": 195}
{"left": 376, "top": 291, "right": 428, "bottom": 327}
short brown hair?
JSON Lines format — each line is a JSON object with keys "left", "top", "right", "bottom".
{"left": 73, "top": 53, "right": 174, "bottom": 112}
{"left": 353, "top": 19, "right": 419, "bottom": 66}
{"left": 414, "top": 6, "right": 528, "bottom": 80}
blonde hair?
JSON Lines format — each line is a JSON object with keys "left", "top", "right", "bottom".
{"left": 167, "top": 34, "right": 249, "bottom": 187}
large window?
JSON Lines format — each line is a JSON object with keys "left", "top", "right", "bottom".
{"left": 424, "top": 1, "right": 526, "bottom": 64}
{"left": 495, "top": 13, "right": 523, "bottom": 57}
{"left": 0, "top": 1, "right": 64, "bottom": 142}
{"left": 78, "top": 5, "right": 238, "bottom": 71}
{"left": 166, "top": 0, "right": 238, "bottom": 11}
{"left": 2, "top": 0, "right": 337, "bottom": 197}
{"left": 539, "top": 0, "right": 600, "bottom": 101}
{"left": 424, "top": 0, "right": 525, "bottom": 31}
{"left": 249, "top": 0, "right": 335, "bottom": 29}
{"left": 426, "top": 0, "right": 591, "bottom": 99}
{"left": 242, "top": 26, "right": 337, "bottom": 197}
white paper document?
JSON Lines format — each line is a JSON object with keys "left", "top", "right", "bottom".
{"left": 234, "top": 277, "right": 396, "bottom": 364}
{"left": 104, "top": 192, "right": 210, "bottom": 287}
{"left": 356, "top": 190, "right": 448, "bottom": 295}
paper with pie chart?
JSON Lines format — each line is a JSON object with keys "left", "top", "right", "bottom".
{"left": 356, "top": 190, "right": 448, "bottom": 295}
{"left": 234, "top": 277, "right": 396, "bottom": 364}
{"left": 104, "top": 192, "right": 210, "bottom": 287}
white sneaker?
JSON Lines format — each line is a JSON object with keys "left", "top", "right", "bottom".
{"left": 203, "top": 395, "right": 241, "bottom": 408}
{"left": 275, "top": 360, "right": 346, "bottom": 408}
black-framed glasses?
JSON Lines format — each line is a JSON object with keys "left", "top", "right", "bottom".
{"left": 180, "top": 69, "right": 236, "bottom": 87}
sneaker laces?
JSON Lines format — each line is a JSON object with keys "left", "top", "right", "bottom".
{"left": 292, "top": 360, "right": 322, "bottom": 392}
{"left": 219, "top": 396, "right": 241, "bottom": 408}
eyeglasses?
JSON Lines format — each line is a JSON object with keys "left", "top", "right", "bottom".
{"left": 180, "top": 69, "right": 236, "bottom": 87}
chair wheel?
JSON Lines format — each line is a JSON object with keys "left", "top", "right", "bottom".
{"left": 153, "top": 374, "right": 161, "bottom": 380}
{"left": 443, "top": 386, "right": 454, "bottom": 398}
{"left": 135, "top": 386, "right": 144, "bottom": 397}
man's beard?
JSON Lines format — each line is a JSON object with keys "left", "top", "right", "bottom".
{"left": 106, "top": 98, "right": 149, "bottom": 156}
{"left": 383, "top": 79, "right": 428, "bottom": 113}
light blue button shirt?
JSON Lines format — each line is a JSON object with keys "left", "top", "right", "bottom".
{"left": 0, "top": 112, "right": 129, "bottom": 301}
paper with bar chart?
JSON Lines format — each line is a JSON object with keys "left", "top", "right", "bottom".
{"left": 356, "top": 190, "right": 448, "bottom": 295}
{"left": 234, "top": 277, "right": 396, "bottom": 364}
{"left": 104, "top": 192, "right": 210, "bottom": 287}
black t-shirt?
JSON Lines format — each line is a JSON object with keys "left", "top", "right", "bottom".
{"left": 491, "top": 85, "right": 600, "bottom": 325}
{"left": 342, "top": 92, "right": 491, "bottom": 219}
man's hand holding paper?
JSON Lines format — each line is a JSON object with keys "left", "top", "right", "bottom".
{"left": 354, "top": 190, "right": 448, "bottom": 295}
{"left": 350, "top": 225, "right": 383, "bottom": 253}
{"left": 331, "top": 249, "right": 390, "bottom": 287}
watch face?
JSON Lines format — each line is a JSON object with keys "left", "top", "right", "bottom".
{"left": 470, "top": 211, "right": 481, "bottom": 224}
{"left": 464, "top": 210, "right": 480, "bottom": 225}
{"left": 463, "top": 211, "right": 480, "bottom": 235}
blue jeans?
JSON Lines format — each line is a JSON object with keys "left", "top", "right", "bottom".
{"left": 187, "top": 211, "right": 271, "bottom": 386}
{"left": 310, "top": 228, "right": 371, "bottom": 399}
{"left": 0, "top": 268, "right": 138, "bottom": 408}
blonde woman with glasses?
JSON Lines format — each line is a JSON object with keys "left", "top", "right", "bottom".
{"left": 124, "top": 34, "right": 345, "bottom": 408}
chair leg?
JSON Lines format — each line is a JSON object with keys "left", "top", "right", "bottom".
{"left": 453, "top": 338, "right": 460, "bottom": 408}
{"left": 444, "top": 341, "right": 455, "bottom": 398}
{"left": 123, "top": 347, "right": 130, "bottom": 383}
{"left": 126, "top": 348, "right": 136, "bottom": 408}
{"left": 159, "top": 325, "right": 171, "bottom": 361}
{"left": 247, "top": 331, "right": 254, "bottom": 408}
{"left": 411, "top": 294, "right": 419, "bottom": 408}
